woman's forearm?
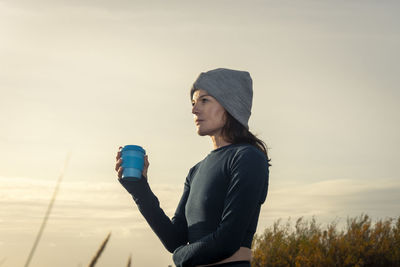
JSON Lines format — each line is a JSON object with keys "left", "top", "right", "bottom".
{"left": 119, "top": 177, "right": 189, "bottom": 252}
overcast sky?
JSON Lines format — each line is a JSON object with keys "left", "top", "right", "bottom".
{"left": 1, "top": 0, "right": 400, "bottom": 266}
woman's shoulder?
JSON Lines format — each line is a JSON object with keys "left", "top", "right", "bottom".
{"left": 228, "top": 144, "right": 269, "bottom": 185}
{"left": 230, "top": 143, "right": 266, "bottom": 160}
{"left": 216, "top": 143, "right": 268, "bottom": 171}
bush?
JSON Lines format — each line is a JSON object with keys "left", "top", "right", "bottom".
{"left": 252, "top": 214, "right": 400, "bottom": 267}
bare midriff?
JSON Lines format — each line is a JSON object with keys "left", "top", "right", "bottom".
{"left": 196, "top": 247, "right": 251, "bottom": 267}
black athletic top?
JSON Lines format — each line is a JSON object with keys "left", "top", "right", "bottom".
{"left": 119, "top": 143, "right": 269, "bottom": 267}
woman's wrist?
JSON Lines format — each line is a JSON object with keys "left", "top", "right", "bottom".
{"left": 119, "top": 175, "right": 150, "bottom": 201}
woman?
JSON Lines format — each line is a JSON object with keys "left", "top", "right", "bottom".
{"left": 115, "top": 68, "right": 270, "bottom": 267}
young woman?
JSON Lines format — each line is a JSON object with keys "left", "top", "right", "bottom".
{"left": 115, "top": 68, "right": 270, "bottom": 267}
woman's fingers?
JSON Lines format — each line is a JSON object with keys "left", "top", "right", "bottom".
{"left": 142, "top": 155, "right": 149, "bottom": 178}
{"left": 115, "top": 146, "right": 123, "bottom": 176}
{"left": 117, "top": 166, "right": 123, "bottom": 179}
{"left": 115, "top": 158, "right": 122, "bottom": 172}
{"left": 116, "top": 146, "right": 123, "bottom": 160}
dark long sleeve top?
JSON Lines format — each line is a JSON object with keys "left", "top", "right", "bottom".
{"left": 119, "top": 143, "right": 269, "bottom": 267}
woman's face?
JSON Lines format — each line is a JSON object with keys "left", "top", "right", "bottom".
{"left": 191, "top": 89, "right": 226, "bottom": 137}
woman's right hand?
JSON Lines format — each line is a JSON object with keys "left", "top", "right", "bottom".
{"left": 115, "top": 146, "right": 149, "bottom": 179}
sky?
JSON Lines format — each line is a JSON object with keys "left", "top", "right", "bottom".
{"left": 1, "top": 0, "right": 400, "bottom": 266}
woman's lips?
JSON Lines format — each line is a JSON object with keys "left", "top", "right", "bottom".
{"left": 195, "top": 119, "right": 203, "bottom": 125}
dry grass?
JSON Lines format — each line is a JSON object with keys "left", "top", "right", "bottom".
{"left": 88, "top": 232, "right": 112, "bottom": 267}
{"left": 126, "top": 254, "right": 132, "bottom": 267}
{"left": 19, "top": 153, "right": 136, "bottom": 267}
{"left": 0, "top": 258, "right": 7, "bottom": 267}
{"left": 24, "top": 154, "right": 70, "bottom": 267}
{"left": 252, "top": 214, "right": 400, "bottom": 267}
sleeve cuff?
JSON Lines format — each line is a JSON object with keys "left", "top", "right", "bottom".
{"left": 119, "top": 175, "right": 152, "bottom": 203}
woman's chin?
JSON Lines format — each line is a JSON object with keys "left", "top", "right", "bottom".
{"left": 197, "top": 131, "right": 207, "bottom": 136}
{"left": 196, "top": 128, "right": 209, "bottom": 136}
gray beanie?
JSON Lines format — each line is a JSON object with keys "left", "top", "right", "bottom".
{"left": 190, "top": 68, "right": 253, "bottom": 129}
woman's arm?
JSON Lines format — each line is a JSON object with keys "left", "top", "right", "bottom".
{"left": 172, "top": 148, "right": 269, "bottom": 267}
{"left": 119, "top": 176, "right": 190, "bottom": 252}
{"left": 116, "top": 148, "right": 195, "bottom": 253}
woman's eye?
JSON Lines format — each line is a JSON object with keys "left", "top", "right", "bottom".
{"left": 201, "top": 98, "right": 208, "bottom": 103}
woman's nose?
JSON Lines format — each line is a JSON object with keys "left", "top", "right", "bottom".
{"left": 192, "top": 103, "right": 198, "bottom": 114}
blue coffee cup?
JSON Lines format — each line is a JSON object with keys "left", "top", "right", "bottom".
{"left": 121, "top": 145, "right": 146, "bottom": 181}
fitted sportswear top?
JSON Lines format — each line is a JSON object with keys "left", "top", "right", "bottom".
{"left": 119, "top": 143, "right": 269, "bottom": 267}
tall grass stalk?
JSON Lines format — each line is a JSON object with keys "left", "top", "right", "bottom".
{"left": 126, "top": 254, "right": 132, "bottom": 267}
{"left": 24, "top": 153, "right": 71, "bottom": 267}
{"left": 88, "top": 232, "right": 111, "bottom": 267}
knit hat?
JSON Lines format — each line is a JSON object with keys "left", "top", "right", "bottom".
{"left": 190, "top": 68, "right": 253, "bottom": 129}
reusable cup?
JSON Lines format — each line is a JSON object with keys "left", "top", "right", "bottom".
{"left": 121, "top": 145, "right": 146, "bottom": 181}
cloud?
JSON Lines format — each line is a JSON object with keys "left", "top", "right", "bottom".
{"left": 0, "top": 176, "right": 183, "bottom": 236}
{"left": 3, "top": 175, "right": 399, "bottom": 237}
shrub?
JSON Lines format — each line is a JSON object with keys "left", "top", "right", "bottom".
{"left": 252, "top": 214, "right": 400, "bottom": 267}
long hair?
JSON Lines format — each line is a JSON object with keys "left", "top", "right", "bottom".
{"left": 221, "top": 112, "right": 271, "bottom": 166}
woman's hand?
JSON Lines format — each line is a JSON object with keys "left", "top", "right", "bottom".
{"left": 142, "top": 154, "right": 149, "bottom": 178}
{"left": 115, "top": 146, "right": 150, "bottom": 179}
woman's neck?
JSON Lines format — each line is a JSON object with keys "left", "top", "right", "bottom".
{"left": 210, "top": 134, "right": 231, "bottom": 150}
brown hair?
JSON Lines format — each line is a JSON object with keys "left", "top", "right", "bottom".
{"left": 221, "top": 112, "right": 271, "bottom": 166}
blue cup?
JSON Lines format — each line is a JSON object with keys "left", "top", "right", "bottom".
{"left": 121, "top": 145, "right": 146, "bottom": 181}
